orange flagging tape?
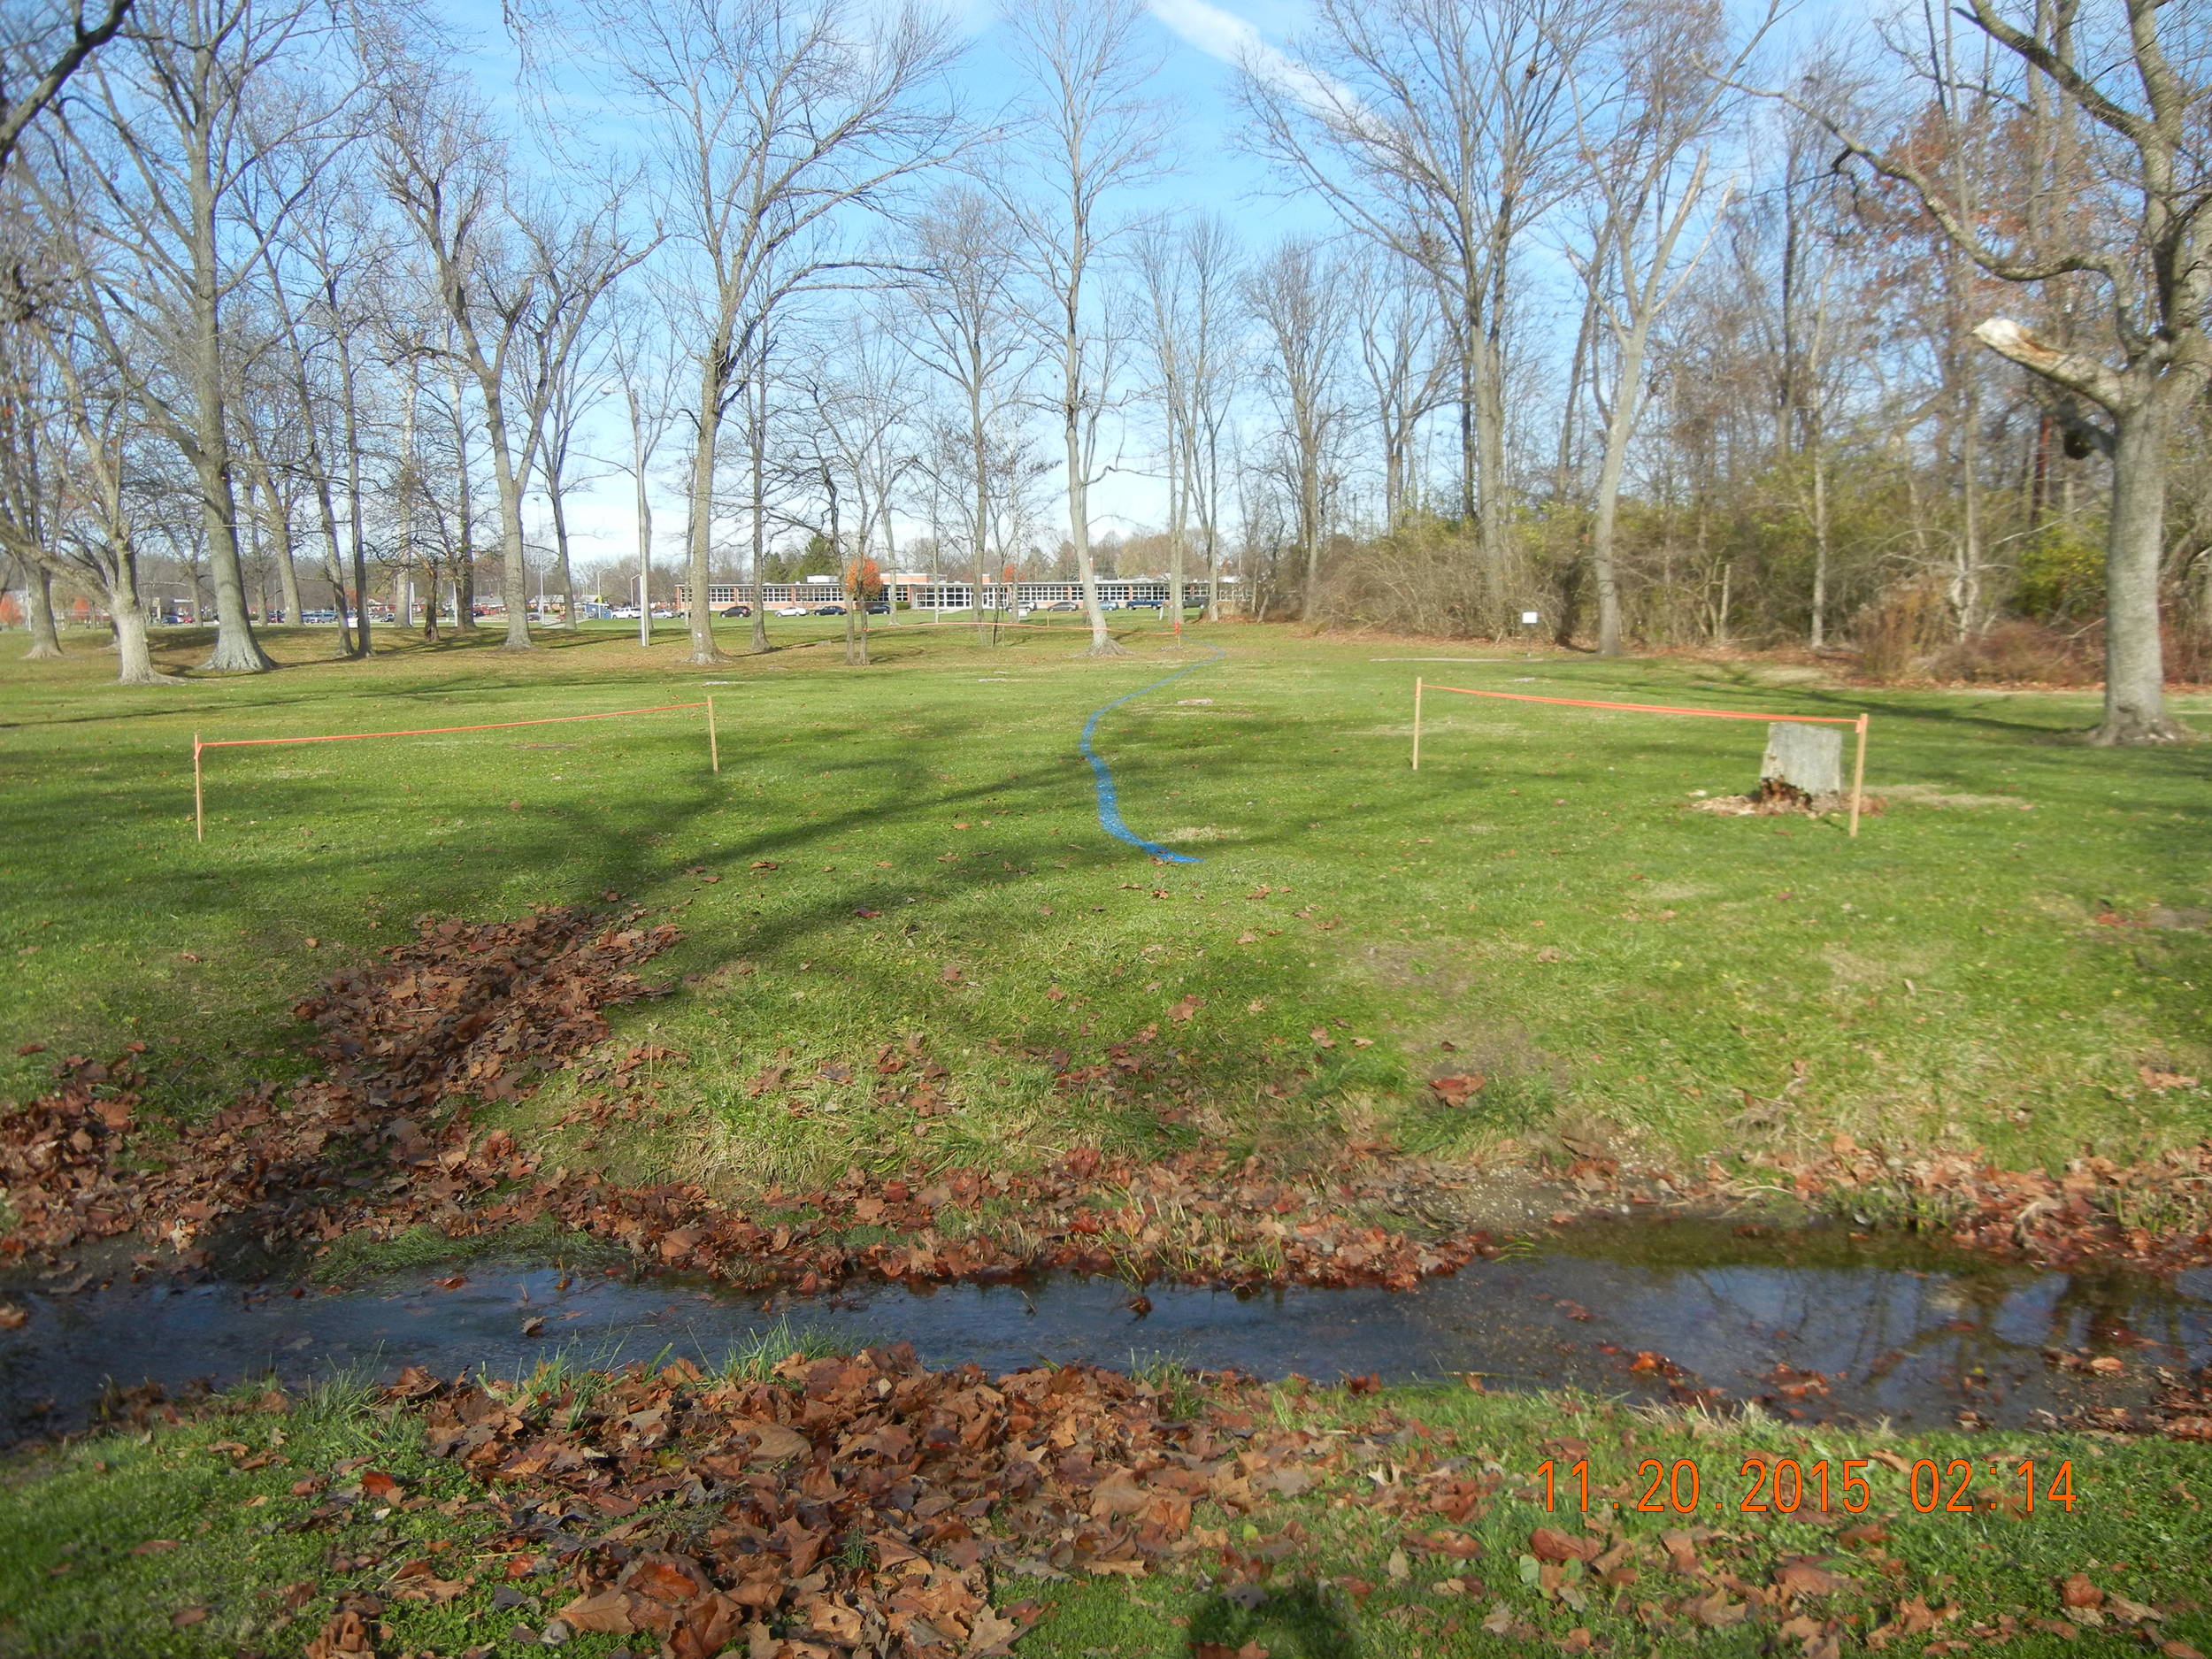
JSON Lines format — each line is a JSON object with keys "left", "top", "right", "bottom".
{"left": 196, "top": 702, "right": 709, "bottom": 749}
{"left": 1422, "top": 685, "right": 1861, "bottom": 725}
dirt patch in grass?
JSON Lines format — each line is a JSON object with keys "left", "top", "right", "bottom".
{"left": 1880, "top": 783, "right": 2038, "bottom": 810}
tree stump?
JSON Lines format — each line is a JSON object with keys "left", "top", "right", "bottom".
{"left": 1758, "top": 722, "right": 1844, "bottom": 809}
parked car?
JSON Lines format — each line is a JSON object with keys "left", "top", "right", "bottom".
{"left": 811, "top": 603, "right": 848, "bottom": 615}
{"left": 772, "top": 603, "right": 810, "bottom": 617}
{"left": 1042, "top": 600, "right": 1081, "bottom": 612}
{"left": 1127, "top": 599, "right": 1164, "bottom": 611}
{"left": 864, "top": 602, "right": 890, "bottom": 614}
{"left": 718, "top": 603, "right": 753, "bottom": 618}
{"left": 610, "top": 605, "right": 641, "bottom": 619}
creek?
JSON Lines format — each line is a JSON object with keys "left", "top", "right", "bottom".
{"left": 6, "top": 1218, "right": 2204, "bottom": 1439}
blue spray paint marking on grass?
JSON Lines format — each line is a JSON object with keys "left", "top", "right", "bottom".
{"left": 1079, "top": 647, "right": 1226, "bottom": 864}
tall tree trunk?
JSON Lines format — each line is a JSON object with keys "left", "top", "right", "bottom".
{"left": 687, "top": 345, "right": 727, "bottom": 664}
{"left": 1472, "top": 319, "right": 1509, "bottom": 629}
{"left": 747, "top": 358, "right": 770, "bottom": 655}
{"left": 271, "top": 495, "right": 303, "bottom": 627}
{"left": 481, "top": 392, "right": 534, "bottom": 652}
{"left": 338, "top": 339, "right": 371, "bottom": 658}
{"left": 1167, "top": 437, "right": 1186, "bottom": 644}
{"left": 110, "top": 599, "right": 162, "bottom": 684}
{"left": 1455, "top": 310, "right": 1478, "bottom": 530}
{"left": 192, "top": 455, "right": 271, "bottom": 670}
{"left": 23, "top": 565, "right": 62, "bottom": 657}
{"left": 400, "top": 376, "right": 427, "bottom": 641}
{"left": 107, "top": 547, "right": 179, "bottom": 686}
{"left": 548, "top": 483, "right": 577, "bottom": 630}
{"left": 1298, "top": 427, "right": 1323, "bottom": 625}
{"left": 2093, "top": 394, "right": 2186, "bottom": 744}
{"left": 306, "top": 464, "right": 349, "bottom": 657}
{"left": 1059, "top": 368, "right": 1115, "bottom": 654}
{"left": 188, "top": 207, "right": 272, "bottom": 672}
{"left": 450, "top": 365, "right": 478, "bottom": 632}
{"left": 1809, "top": 444, "right": 1831, "bottom": 650}
{"left": 972, "top": 376, "right": 991, "bottom": 648}
{"left": 1588, "top": 319, "right": 1654, "bottom": 658}
{"left": 1064, "top": 419, "right": 1116, "bottom": 655}
{"left": 633, "top": 389, "right": 654, "bottom": 649}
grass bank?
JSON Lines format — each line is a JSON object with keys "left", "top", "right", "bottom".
{"left": 3, "top": 618, "right": 2208, "bottom": 1190}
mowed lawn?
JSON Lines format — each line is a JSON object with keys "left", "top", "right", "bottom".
{"left": 3, "top": 616, "right": 2208, "bottom": 1184}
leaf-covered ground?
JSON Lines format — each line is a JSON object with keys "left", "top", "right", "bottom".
{"left": 2, "top": 1351, "right": 2208, "bottom": 1658}
{"left": 8, "top": 900, "right": 2210, "bottom": 1336}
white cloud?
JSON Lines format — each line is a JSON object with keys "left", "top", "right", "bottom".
{"left": 1146, "top": 0, "right": 1348, "bottom": 115}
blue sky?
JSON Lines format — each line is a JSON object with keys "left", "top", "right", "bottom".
{"left": 447, "top": 0, "right": 1857, "bottom": 578}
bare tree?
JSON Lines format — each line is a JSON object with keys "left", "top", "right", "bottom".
{"left": 0, "top": 282, "right": 70, "bottom": 660}
{"left": 250, "top": 162, "right": 384, "bottom": 657}
{"left": 1347, "top": 251, "right": 1449, "bottom": 533}
{"left": 538, "top": 0, "right": 963, "bottom": 665}
{"left": 375, "top": 49, "right": 624, "bottom": 652}
{"left": 0, "top": 0, "right": 134, "bottom": 174}
{"left": 1173, "top": 214, "right": 1242, "bottom": 624}
{"left": 898, "top": 184, "right": 1035, "bottom": 646}
{"left": 605, "top": 296, "right": 684, "bottom": 648}
{"left": 0, "top": 214, "right": 183, "bottom": 683}
{"left": 1794, "top": 0, "right": 2210, "bottom": 742}
{"left": 517, "top": 200, "right": 651, "bottom": 630}
{"left": 280, "top": 161, "right": 386, "bottom": 656}
{"left": 1244, "top": 0, "right": 1601, "bottom": 628}
{"left": 795, "top": 323, "right": 914, "bottom": 664}
{"left": 1001, "top": 0, "right": 1171, "bottom": 657}
{"left": 1730, "top": 95, "right": 1861, "bottom": 649}
{"left": 55, "top": 0, "right": 358, "bottom": 671}
{"left": 1245, "top": 237, "right": 1348, "bottom": 623}
{"left": 1564, "top": 0, "right": 1763, "bottom": 656}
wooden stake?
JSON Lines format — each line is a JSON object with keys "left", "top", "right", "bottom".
{"left": 1411, "top": 677, "right": 1425, "bottom": 771}
{"left": 1848, "top": 712, "right": 1868, "bottom": 839}
{"left": 193, "top": 733, "right": 204, "bottom": 841}
{"left": 706, "top": 696, "right": 719, "bottom": 774}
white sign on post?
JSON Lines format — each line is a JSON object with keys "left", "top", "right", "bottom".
{"left": 1520, "top": 611, "right": 1540, "bottom": 626}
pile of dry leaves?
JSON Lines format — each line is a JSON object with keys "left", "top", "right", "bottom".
{"left": 0, "top": 904, "right": 1486, "bottom": 1300}
{"left": 0, "top": 905, "right": 678, "bottom": 1268}
{"left": 355, "top": 1346, "right": 1331, "bottom": 1658}
{"left": 1733, "top": 1134, "right": 2212, "bottom": 1274}
{"left": 265, "top": 1356, "right": 2194, "bottom": 1659}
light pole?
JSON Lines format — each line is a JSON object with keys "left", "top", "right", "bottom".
{"left": 638, "top": 571, "right": 650, "bottom": 649}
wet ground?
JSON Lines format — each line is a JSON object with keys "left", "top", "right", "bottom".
{"left": 5, "top": 1218, "right": 2206, "bottom": 1439}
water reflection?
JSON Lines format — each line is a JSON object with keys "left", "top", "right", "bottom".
{"left": 3, "top": 1220, "right": 2204, "bottom": 1437}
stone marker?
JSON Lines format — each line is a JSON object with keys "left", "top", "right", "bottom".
{"left": 1761, "top": 721, "right": 1843, "bottom": 799}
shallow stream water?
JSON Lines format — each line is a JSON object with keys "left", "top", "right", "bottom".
{"left": 5, "top": 1218, "right": 2206, "bottom": 1438}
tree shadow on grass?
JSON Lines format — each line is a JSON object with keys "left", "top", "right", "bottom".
{"left": 1187, "top": 1583, "right": 1363, "bottom": 1657}
{"left": 0, "top": 675, "right": 1348, "bottom": 1122}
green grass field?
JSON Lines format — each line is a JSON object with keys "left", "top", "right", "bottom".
{"left": 4, "top": 616, "right": 2208, "bottom": 1186}
{"left": 7, "top": 616, "right": 2212, "bottom": 1657}
{"left": 1, "top": 1368, "right": 2203, "bottom": 1658}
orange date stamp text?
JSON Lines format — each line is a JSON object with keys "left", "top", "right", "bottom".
{"left": 1535, "top": 1455, "right": 2078, "bottom": 1517}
